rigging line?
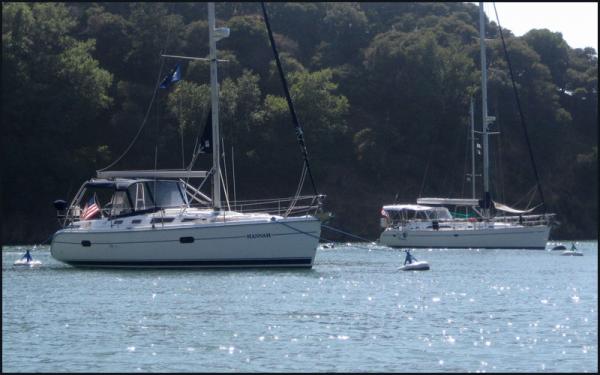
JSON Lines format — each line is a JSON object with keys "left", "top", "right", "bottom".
{"left": 231, "top": 146, "right": 237, "bottom": 211}
{"left": 525, "top": 185, "right": 538, "bottom": 210}
{"left": 492, "top": 2, "right": 547, "bottom": 212}
{"left": 287, "top": 170, "right": 307, "bottom": 213}
{"left": 276, "top": 220, "right": 323, "bottom": 242}
{"left": 321, "top": 224, "right": 375, "bottom": 243}
{"left": 180, "top": 94, "right": 185, "bottom": 169}
{"left": 286, "top": 163, "right": 308, "bottom": 217}
{"left": 446, "top": 112, "right": 468, "bottom": 198}
{"left": 511, "top": 184, "right": 537, "bottom": 208}
{"left": 189, "top": 124, "right": 200, "bottom": 169}
{"left": 221, "top": 137, "right": 231, "bottom": 211}
{"left": 186, "top": 167, "right": 214, "bottom": 206}
{"left": 260, "top": 2, "right": 318, "bottom": 196}
{"left": 461, "top": 116, "right": 470, "bottom": 199}
{"left": 496, "top": 106, "right": 506, "bottom": 204}
{"left": 219, "top": 160, "right": 231, "bottom": 211}
{"left": 98, "top": 58, "right": 166, "bottom": 172}
{"left": 155, "top": 19, "right": 178, "bottom": 176}
{"left": 99, "top": 23, "right": 175, "bottom": 173}
{"left": 491, "top": 94, "right": 503, "bottom": 203}
{"left": 187, "top": 109, "right": 211, "bottom": 171}
{"left": 185, "top": 108, "right": 211, "bottom": 190}
{"left": 154, "top": 77, "right": 160, "bottom": 173}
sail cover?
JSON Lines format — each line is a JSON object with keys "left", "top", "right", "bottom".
{"left": 493, "top": 201, "right": 537, "bottom": 214}
{"left": 383, "top": 204, "right": 433, "bottom": 212}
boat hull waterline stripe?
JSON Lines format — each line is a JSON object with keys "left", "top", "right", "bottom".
{"left": 65, "top": 258, "right": 313, "bottom": 268}
{"left": 384, "top": 229, "right": 549, "bottom": 238}
{"left": 387, "top": 246, "right": 546, "bottom": 250}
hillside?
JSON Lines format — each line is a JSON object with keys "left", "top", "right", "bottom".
{"left": 2, "top": 2, "right": 597, "bottom": 244}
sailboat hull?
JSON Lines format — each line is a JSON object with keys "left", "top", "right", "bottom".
{"left": 379, "top": 224, "right": 550, "bottom": 249}
{"left": 51, "top": 217, "right": 321, "bottom": 268}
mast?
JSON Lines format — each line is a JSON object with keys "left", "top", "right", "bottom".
{"left": 470, "top": 97, "right": 476, "bottom": 199}
{"left": 479, "top": 2, "right": 492, "bottom": 216}
{"left": 208, "top": 3, "right": 229, "bottom": 211}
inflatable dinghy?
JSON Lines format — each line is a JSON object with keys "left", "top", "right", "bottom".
{"left": 398, "top": 261, "right": 430, "bottom": 271}
{"left": 551, "top": 245, "right": 567, "bottom": 251}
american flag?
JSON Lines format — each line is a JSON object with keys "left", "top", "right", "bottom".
{"left": 81, "top": 195, "right": 100, "bottom": 220}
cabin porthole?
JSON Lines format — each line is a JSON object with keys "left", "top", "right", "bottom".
{"left": 180, "top": 237, "right": 194, "bottom": 244}
{"left": 81, "top": 240, "right": 91, "bottom": 247}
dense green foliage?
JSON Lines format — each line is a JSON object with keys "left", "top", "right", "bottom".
{"left": 2, "top": 2, "right": 597, "bottom": 244}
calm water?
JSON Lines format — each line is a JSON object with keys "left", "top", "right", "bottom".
{"left": 2, "top": 241, "right": 597, "bottom": 372}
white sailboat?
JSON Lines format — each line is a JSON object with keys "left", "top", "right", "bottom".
{"left": 379, "top": 2, "right": 555, "bottom": 249}
{"left": 50, "top": 3, "right": 324, "bottom": 268}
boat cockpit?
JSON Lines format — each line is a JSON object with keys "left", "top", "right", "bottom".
{"left": 55, "top": 179, "right": 190, "bottom": 223}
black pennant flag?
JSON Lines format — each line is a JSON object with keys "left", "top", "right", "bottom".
{"left": 199, "top": 110, "right": 212, "bottom": 153}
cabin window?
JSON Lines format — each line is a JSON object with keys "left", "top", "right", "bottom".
{"left": 147, "top": 181, "right": 187, "bottom": 208}
{"left": 150, "top": 217, "right": 175, "bottom": 224}
{"left": 127, "top": 183, "right": 155, "bottom": 211}
{"left": 110, "top": 191, "right": 132, "bottom": 216}
{"left": 78, "top": 187, "right": 113, "bottom": 220}
{"left": 431, "top": 207, "right": 452, "bottom": 220}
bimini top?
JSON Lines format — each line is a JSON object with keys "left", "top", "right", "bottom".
{"left": 85, "top": 178, "right": 155, "bottom": 190}
{"left": 382, "top": 204, "right": 433, "bottom": 212}
{"left": 96, "top": 169, "right": 208, "bottom": 179}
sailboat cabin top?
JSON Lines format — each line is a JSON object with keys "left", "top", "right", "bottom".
{"left": 382, "top": 205, "right": 453, "bottom": 221}
{"left": 70, "top": 178, "right": 189, "bottom": 219}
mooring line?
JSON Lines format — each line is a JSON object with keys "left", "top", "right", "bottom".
{"left": 321, "top": 224, "right": 374, "bottom": 243}
{"left": 275, "top": 220, "right": 326, "bottom": 242}
{"left": 275, "top": 221, "right": 377, "bottom": 250}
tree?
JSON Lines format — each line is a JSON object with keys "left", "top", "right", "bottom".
{"left": 2, "top": 2, "right": 113, "bottom": 243}
{"left": 523, "top": 29, "right": 570, "bottom": 91}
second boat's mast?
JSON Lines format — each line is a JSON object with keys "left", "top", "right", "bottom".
{"left": 470, "top": 97, "right": 476, "bottom": 199}
{"left": 208, "top": 2, "right": 221, "bottom": 211}
{"left": 479, "top": 2, "right": 491, "bottom": 216}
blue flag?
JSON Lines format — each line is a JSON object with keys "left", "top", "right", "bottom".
{"left": 160, "top": 64, "right": 181, "bottom": 89}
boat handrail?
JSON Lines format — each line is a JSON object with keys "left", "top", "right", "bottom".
{"left": 386, "top": 213, "right": 554, "bottom": 228}
{"left": 97, "top": 169, "right": 208, "bottom": 179}
{"left": 189, "top": 194, "right": 323, "bottom": 217}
